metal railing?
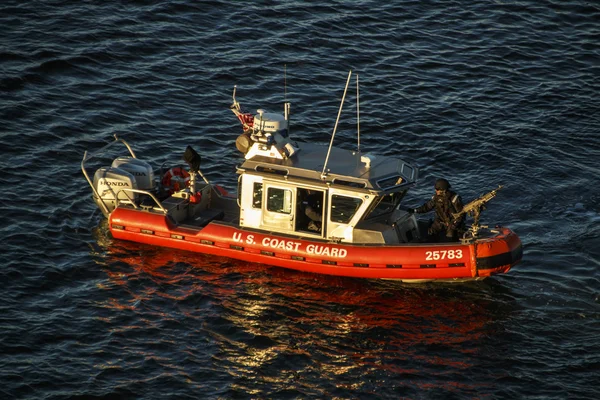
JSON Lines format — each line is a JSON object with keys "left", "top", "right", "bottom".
{"left": 81, "top": 135, "right": 136, "bottom": 216}
{"left": 113, "top": 188, "right": 168, "bottom": 214}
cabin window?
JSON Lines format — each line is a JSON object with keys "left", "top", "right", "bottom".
{"left": 401, "top": 164, "right": 414, "bottom": 180}
{"left": 365, "top": 191, "right": 406, "bottom": 219}
{"left": 330, "top": 195, "right": 363, "bottom": 223}
{"left": 252, "top": 182, "right": 263, "bottom": 209}
{"left": 266, "top": 187, "right": 292, "bottom": 214}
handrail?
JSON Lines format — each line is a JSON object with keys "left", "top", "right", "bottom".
{"left": 196, "top": 169, "right": 210, "bottom": 185}
{"left": 236, "top": 175, "right": 242, "bottom": 208}
{"left": 81, "top": 134, "right": 136, "bottom": 216}
{"left": 115, "top": 188, "right": 167, "bottom": 214}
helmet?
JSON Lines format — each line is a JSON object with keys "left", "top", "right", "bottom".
{"left": 434, "top": 178, "right": 450, "bottom": 191}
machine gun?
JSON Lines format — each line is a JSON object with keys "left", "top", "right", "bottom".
{"left": 453, "top": 185, "right": 503, "bottom": 238}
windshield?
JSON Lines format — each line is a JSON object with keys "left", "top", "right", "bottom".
{"left": 364, "top": 191, "right": 406, "bottom": 220}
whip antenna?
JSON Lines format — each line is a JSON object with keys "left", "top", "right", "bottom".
{"left": 284, "top": 64, "right": 287, "bottom": 102}
{"left": 357, "top": 73, "right": 360, "bottom": 154}
{"left": 322, "top": 70, "right": 352, "bottom": 179}
{"left": 284, "top": 64, "right": 291, "bottom": 132}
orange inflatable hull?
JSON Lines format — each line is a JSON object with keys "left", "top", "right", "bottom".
{"left": 109, "top": 208, "right": 522, "bottom": 281}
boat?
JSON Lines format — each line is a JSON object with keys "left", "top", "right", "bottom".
{"left": 82, "top": 72, "right": 522, "bottom": 282}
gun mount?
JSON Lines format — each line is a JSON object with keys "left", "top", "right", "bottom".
{"left": 453, "top": 185, "right": 503, "bottom": 240}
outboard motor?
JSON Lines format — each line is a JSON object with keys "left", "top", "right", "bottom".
{"left": 93, "top": 157, "right": 155, "bottom": 217}
{"left": 111, "top": 156, "right": 155, "bottom": 191}
{"left": 93, "top": 166, "right": 138, "bottom": 217}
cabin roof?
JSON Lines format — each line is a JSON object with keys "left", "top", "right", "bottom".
{"left": 237, "top": 141, "right": 418, "bottom": 192}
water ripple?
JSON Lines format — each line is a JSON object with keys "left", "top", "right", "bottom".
{"left": 2, "top": 0, "right": 600, "bottom": 398}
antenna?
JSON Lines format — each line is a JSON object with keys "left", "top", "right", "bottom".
{"left": 356, "top": 73, "right": 361, "bottom": 154}
{"left": 257, "top": 109, "right": 265, "bottom": 132}
{"left": 321, "top": 70, "right": 352, "bottom": 180}
{"left": 284, "top": 64, "right": 287, "bottom": 102}
{"left": 284, "top": 64, "right": 291, "bottom": 134}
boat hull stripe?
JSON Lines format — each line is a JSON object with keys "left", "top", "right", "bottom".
{"left": 476, "top": 244, "right": 523, "bottom": 270}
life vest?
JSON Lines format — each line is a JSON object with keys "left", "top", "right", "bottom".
{"left": 433, "top": 191, "right": 462, "bottom": 225}
{"left": 162, "top": 167, "right": 190, "bottom": 194}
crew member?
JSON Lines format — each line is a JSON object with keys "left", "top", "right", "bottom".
{"left": 410, "top": 178, "right": 465, "bottom": 241}
{"left": 304, "top": 190, "right": 322, "bottom": 232}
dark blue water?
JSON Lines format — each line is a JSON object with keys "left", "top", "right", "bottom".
{"left": 1, "top": 1, "right": 599, "bottom": 398}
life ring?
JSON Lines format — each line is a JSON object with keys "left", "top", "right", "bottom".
{"left": 162, "top": 167, "right": 190, "bottom": 194}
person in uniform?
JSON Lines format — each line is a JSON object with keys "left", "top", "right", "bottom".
{"left": 410, "top": 178, "right": 465, "bottom": 241}
{"left": 304, "top": 191, "right": 322, "bottom": 232}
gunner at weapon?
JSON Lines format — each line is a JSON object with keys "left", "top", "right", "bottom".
{"left": 409, "top": 178, "right": 465, "bottom": 242}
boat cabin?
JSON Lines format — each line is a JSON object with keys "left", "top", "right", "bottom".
{"left": 236, "top": 140, "right": 420, "bottom": 244}
{"left": 229, "top": 83, "right": 422, "bottom": 245}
